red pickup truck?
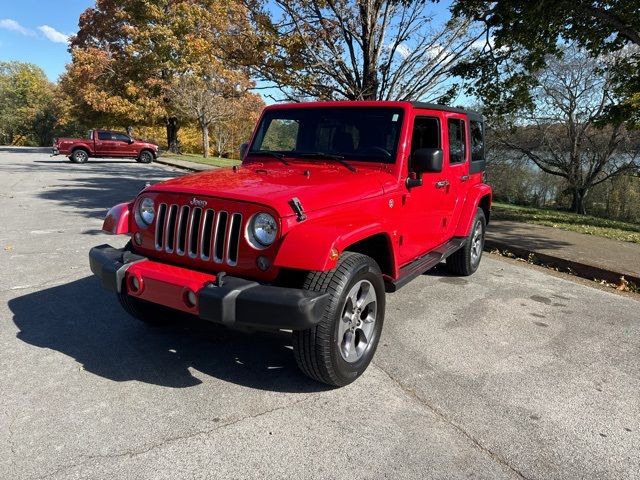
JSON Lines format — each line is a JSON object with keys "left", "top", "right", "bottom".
{"left": 89, "top": 101, "right": 491, "bottom": 386}
{"left": 52, "top": 129, "right": 159, "bottom": 164}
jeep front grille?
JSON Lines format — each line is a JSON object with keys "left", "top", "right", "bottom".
{"left": 154, "top": 203, "right": 242, "bottom": 266}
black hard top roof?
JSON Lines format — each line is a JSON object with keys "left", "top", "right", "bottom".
{"left": 410, "top": 102, "right": 483, "bottom": 121}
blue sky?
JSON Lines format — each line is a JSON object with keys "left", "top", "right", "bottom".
{"left": 0, "top": 0, "right": 464, "bottom": 104}
{"left": 0, "top": 0, "right": 92, "bottom": 81}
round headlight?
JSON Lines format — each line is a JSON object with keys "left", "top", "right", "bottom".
{"left": 139, "top": 197, "right": 155, "bottom": 225}
{"left": 250, "top": 213, "right": 278, "bottom": 247}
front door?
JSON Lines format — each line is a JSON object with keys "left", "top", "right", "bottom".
{"left": 398, "top": 113, "right": 451, "bottom": 265}
{"left": 112, "top": 132, "right": 135, "bottom": 156}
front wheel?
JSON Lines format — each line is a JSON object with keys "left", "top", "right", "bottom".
{"left": 138, "top": 150, "right": 153, "bottom": 164}
{"left": 446, "top": 208, "right": 486, "bottom": 276}
{"left": 293, "top": 252, "right": 385, "bottom": 387}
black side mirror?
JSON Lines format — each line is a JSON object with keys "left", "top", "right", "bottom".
{"left": 128, "top": 138, "right": 135, "bottom": 144}
{"left": 407, "top": 148, "right": 443, "bottom": 188}
{"left": 240, "top": 142, "right": 249, "bottom": 160}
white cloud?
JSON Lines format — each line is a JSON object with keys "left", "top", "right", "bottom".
{"left": 0, "top": 18, "right": 35, "bottom": 36}
{"left": 38, "top": 25, "right": 69, "bottom": 44}
{"left": 396, "top": 44, "right": 411, "bottom": 59}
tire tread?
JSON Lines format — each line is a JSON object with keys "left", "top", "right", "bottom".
{"left": 293, "top": 252, "right": 382, "bottom": 386}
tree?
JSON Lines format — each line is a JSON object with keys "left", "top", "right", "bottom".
{"left": 63, "top": 0, "right": 253, "bottom": 150}
{"left": 243, "top": 0, "right": 482, "bottom": 102}
{"left": 211, "top": 92, "right": 264, "bottom": 157}
{"left": 0, "top": 62, "right": 57, "bottom": 146}
{"left": 168, "top": 71, "right": 254, "bottom": 157}
{"left": 452, "top": 0, "right": 640, "bottom": 119}
{"left": 492, "top": 46, "right": 639, "bottom": 214}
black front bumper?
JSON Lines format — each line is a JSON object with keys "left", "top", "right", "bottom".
{"left": 51, "top": 148, "right": 59, "bottom": 156}
{"left": 89, "top": 244, "right": 328, "bottom": 331}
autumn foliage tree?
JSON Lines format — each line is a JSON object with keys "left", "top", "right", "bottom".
{"left": 210, "top": 92, "right": 264, "bottom": 157}
{"left": 168, "top": 71, "right": 260, "bottom": 157}
{"left": 60, "top": 0, "right": 254, "bottom": 151}
{"left": 0, "top": 62, "right": 57, "bottom": 146}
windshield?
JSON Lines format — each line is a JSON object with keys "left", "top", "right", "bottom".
{"left": 249, "top": 107, "right": 404, "bottom": 164}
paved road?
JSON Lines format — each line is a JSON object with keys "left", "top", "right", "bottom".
{"left": 1, "top": 149, "right": 639, "bottom": 480}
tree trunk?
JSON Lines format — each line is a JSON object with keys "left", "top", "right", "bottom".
{"left": 571, "top": 188, "right": 588, "bottom": 214}
{"left": 201, "top": 121, "right": 210, "bottom": 158}
{"left": 165, "top": 117, "right": 180, "bottom": 153}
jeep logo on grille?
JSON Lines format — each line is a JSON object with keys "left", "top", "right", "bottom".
{"left": 189, "top": 197, "right": 207, "bottom": 207}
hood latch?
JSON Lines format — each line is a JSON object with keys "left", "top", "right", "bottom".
{"left": 288, "top": 197, "right": 307, "bottom": 222}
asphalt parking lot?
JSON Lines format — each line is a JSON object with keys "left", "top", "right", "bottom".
{"left": 1, "top": 148, "right": 639, "bottom": 480}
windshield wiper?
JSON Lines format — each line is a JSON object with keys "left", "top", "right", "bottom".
{"left": 248, "top": 150, "right": 289, "bottom": 165}
{"left": 296, "top": 152, "right": 356, "bottom": 172}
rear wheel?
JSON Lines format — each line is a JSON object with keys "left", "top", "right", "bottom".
{"left": 446, "top": 208, "right": 486, "bottom": 276}
{"left": 70, "top": 149, "right": 89, "bottom": 164}
{"left": 293, "top": 252, "right": 385, "bottom": 386}
{"left": 117, "top": 291, "right": 177, "bottom": 326}
{"left": 138, "top": 150, "right": 153, "bottom": 164}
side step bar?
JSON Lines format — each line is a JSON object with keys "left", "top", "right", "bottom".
{"left": 384, "top": 237, "right": 467, "bottom": 292}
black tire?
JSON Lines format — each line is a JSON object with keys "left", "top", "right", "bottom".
{"left": 138, "top": 150, "right": 153, "bottom": 164}
{"left": 117, "top": 291, "right": 177, "bottom": 326}
{"left": 293, "top": 252, "right": 385, "bottom": 387}
{"left": 70, "top": 148, "right": 89, "bottom": 164}
{"left": 446, "top": 208, "right": 486, "bottom": 276}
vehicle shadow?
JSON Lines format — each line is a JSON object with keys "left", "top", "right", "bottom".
{"left": 8, "top": 276, "right": 328, "bottom": 393}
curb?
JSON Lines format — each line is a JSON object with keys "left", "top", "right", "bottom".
{"left": 154, "top": 157, "right": 214, "bottom": 172}
{"left": 484, "top": 239, "right": 640, "bottom": 287}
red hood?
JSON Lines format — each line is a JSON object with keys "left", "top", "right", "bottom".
{"left": 146, "top": 163, "right": 392, "bottom": 217}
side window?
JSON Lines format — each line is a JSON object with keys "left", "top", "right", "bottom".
{"left": 470, "top": 120, "right": 484, "bottom": 162}
{"left": 447, "top": 119, "right": 466, "bottom": 164}
{"left": 113, "top": 133, "right": 130, "bottom": 142}
{"left": 411, "top": 117, "right": 440, "bottom": 155}
{"left": 97, "top": 131, "right": 111, "bottom": 141}
{"left": 260, "top": 119, "right": 299, "bottom": 151}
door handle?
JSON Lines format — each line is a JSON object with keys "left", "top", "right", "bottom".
{"left": 435, "top": 180, "right": 449, "bottom": 189}
{"left": 460, "top": 175, "right": 470, "bottom": 182}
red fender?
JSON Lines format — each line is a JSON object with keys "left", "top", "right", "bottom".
{"left": 454, "top": 184, "right": 492, "bottom": 237}
{"left": 274, "top": 214, "right": 392, "bottom": 272}
{"left": 102, "top": 202, "right": 133, "bottom": 235}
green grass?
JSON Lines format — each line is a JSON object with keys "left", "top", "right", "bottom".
{"left": 492, "top": 201, "right": 640, "bottom": 244}
{"left": 160, "top": 153, "right": 241, "bottom": 168}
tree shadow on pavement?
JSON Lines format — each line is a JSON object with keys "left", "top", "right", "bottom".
{"left": 0, "top": 147, "right": 51, "bottom": 154}
{"left": 486, "top": 221, "right": 573, "bottom": 251}
{"left": 23, "top": 160, "right": 182, "bottom": 221}
{"left": 36, "top": 174, "right": 177, "bottom": 220}
{"left": 9, "top": 276, "right": 328, "bottom": 393}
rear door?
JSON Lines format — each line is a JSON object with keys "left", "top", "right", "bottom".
{"left": 95, "top": 131, "right": 117, "bottom": 156}
{"left": 439, "top": 114, "right": 470, "bottom": 242}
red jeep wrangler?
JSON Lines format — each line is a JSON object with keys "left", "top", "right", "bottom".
{"left": 52, "top": 129, "right": 159, "bottom": 164}
{"left": 89, "top": 101, "right": 491, "bottom": 386}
